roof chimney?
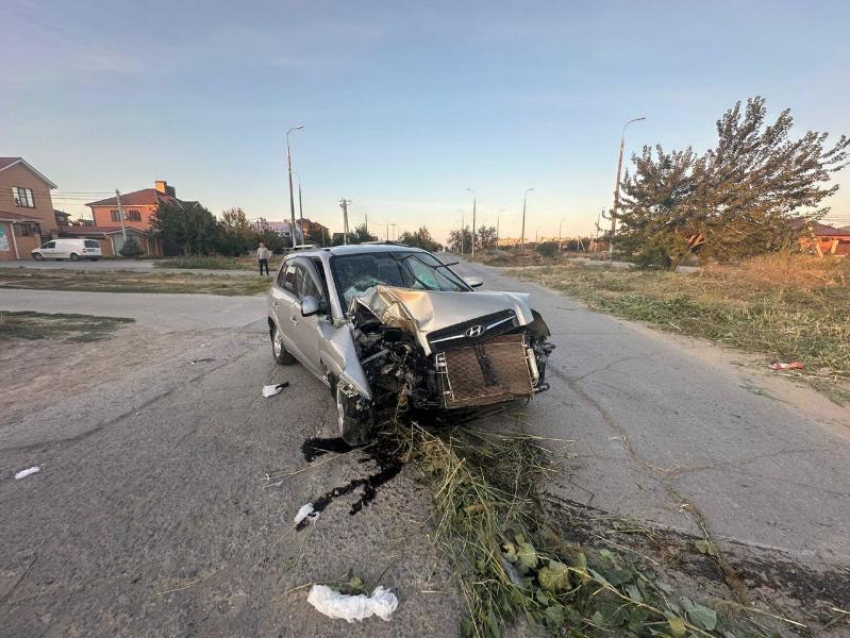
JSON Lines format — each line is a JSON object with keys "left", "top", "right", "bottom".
{"left": 154, "top": 180, "right": 176, "bottom": 197}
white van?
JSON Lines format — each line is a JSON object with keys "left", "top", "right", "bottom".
{"left": 32, "top": 238, "right": 102, "bottom": 261}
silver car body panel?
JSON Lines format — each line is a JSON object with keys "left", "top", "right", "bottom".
{"left": 350, "top": 285, "right": 534, "bottom": 356}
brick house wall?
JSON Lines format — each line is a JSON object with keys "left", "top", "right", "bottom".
{"left": 0, "top": 162, "right": 57, "bottom": 243}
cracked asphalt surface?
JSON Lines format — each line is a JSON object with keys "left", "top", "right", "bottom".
{"left": 1, "top": 261, "right": 849, "bottom": 636}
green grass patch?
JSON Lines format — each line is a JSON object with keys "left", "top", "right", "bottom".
{"left": 155, "top": 255, "right": 283, "bottom": 271}
{"left": 509, "top": 255, "right": 850, "bottom": 399}
{"left": 0, "top": 311, "right": 134, "bottom": 342}
{"left": 403, "top": 422, "right": 770, "bottom": 637}
{"left": 0, "top": 269, "right": 270, "bottom": 296}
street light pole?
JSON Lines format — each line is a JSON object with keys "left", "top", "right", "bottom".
{"left": 558, "top": 218, "right": 564, "bottom": 254}
{"left": 467, "top": 188, "right": 476, "bottom": 257}
{"left": 286, "top": 125, "right": 304, "bottom": 249}
{"left": 520, "top": 188, "right": 534, "bottom": 252}
{"left": 293, "top": 171, "right": 304, "bottom": 247}
{"left": 609, "top": 116, "right": 645, "bottom": 260}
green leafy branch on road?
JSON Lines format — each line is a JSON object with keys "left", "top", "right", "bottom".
{"left": 400, "top": 422, "right": 777, "bottom": 638}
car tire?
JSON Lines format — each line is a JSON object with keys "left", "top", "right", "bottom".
{"left": 335, "top": 382, "right": 374, "bottom": 446}
{"left": 32, "top": 253, "right": 44, "bottom": 261}
{"left": 271, "top": 323, "right": 296, "bottom": 365}
{"left": 70, "top": 253, "right": 80, "bottom": 261}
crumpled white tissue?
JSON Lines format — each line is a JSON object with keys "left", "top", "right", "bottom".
{"left": 307, "top": 584, "right": 398, "bottom": 622}
{"left": 263, "top": 384, "right": 285, "bottom": 398}
{"left": 294, "top": 503, "right": 317, "bottom": 525}
{"left": 15, "top": 466, "right": 40, "bottom": 480}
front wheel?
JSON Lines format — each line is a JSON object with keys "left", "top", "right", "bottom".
{"left": 336, "top": 383, "right": 374, "bottom": 446}
{"left": 271, "top": 323, "right": 296, "bottom": 365}
{"left": 32, "top": 253, "right": 44, "bottom": 261}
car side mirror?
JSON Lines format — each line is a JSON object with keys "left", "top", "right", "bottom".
{"left": 464, "top": 276, "right": 483, "bottom": 288}
{"left": 301, "top": 295, "right": 320, "bottom": 317}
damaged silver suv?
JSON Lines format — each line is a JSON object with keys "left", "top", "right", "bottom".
{"left": 267, "top": 244, "right": 554, "bottom": 444}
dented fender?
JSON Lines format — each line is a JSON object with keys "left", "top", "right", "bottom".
{"left": 319, "top": 322, "right": 373, "bottom": 401}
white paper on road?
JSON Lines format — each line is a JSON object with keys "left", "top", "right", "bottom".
{"left": 14, "top": 466, "right": 40, "bottom": 480}
{"left": 307, "top": 585, "right": 398, "bottom": 622}
{"left": 262, "top": 383, "right": 288, "bottom": 398}
{"left": 294, "top": 503, "right": 317, "bottom": 525}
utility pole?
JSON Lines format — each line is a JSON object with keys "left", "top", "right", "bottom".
{"left": 496, "top": 213, "right": 500, "bottom": 246}
{"left": 115, "top": 189, "right": 128, "bottom": 243}
{"left": 385, "top": 221, "right": 389, "bottom": 242}
{"left": 558, "top": 219, "right": 563, "bottom": 254}
{"left": 365, "top": 214, "right": 368, "bottom": 236}
{"left": 520, "top": 188, "right": 534, "bottom": 252}
{"left": 391, "top": 223, "right": 397, "bottom": 241}
{"left": 286, "top": 125, "right": 304, "bottom": 249}
{"left": 461, "top": 213, "right": 465, "bottom": 254}
{"left": 340, "top": 199, "right": 351, "bottom": 245}
{"left": 610, "top": 116, "right": 645, "bottom": 261}
{"left": 467, "top": 188, "right": 476, "bottom": 257}
{"left": 297, "top": 177, "right": 304, "bottom": 247}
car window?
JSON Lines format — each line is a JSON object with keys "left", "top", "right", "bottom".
{"left": 331, "top": 251, "right": 466, "bottom": 306}
{"left": 297, "top": 265, "right": 324, "bottom": 301}
{"left": 278, "top": 263, "right": 298, "bottom": 294}
{"left": 44, "top": 241, "right": 55, "bottom": 249}
{"left": 84, "top": 240, "right": 99, "bottom": 248}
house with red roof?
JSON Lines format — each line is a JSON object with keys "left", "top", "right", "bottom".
{"left": 83, "top": 180, "right": 198, "bottom": 256}
{"left": 796, "top": 220, "right": 850, "bottom": 256}
{"left": 0, "top": 157, "right": 58, "bottom": 260}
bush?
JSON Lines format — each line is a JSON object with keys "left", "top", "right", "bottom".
{"left": 535, "top": 242, "right": 560, "bottom": 258}
{"left": 119, "top": 236, "right": 143, "bottom": 258}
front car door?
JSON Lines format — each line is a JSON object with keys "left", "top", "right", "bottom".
{"left": 40, "top": 240, "right": 57, "bottom": 258}
{"left": 286, "top": 258, "right": 330, "bottom": 377}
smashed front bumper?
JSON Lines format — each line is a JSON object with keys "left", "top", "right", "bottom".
{"left": 435, "top": 334, "right": 545, "bottom": 409}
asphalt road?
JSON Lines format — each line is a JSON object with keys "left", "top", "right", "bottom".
{"left": 1, "top": 264, "right": 849, "bottom": 635}
{"left": 451, "top": 259, "right": 850, "bottom": 564}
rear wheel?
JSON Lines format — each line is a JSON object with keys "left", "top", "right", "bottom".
{"left": 70, "top": 253, "right": 80, "bottom": 261}
{"left": 335, "top": 382, "right": 374, "bottom": 446}
{"left": 270, "top": 323, "right": 296, "bottom": 365}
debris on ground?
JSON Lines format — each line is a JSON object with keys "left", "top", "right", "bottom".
{"left": 306, "top": 584, "right": 398, "bottom": 623}
{"left": 767, "top": 361, "right": 805, "bottom": 371}
{"left": 293, "top": 503, "right": 318, "bottom": 526}
{"left": 14, "top": 466, "right": 40, "bottom": 480}
{"left": 262, "top": 382, "right": 289, "bottom": 398}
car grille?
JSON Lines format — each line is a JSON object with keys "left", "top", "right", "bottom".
{"left": 435, "top": 334, "right": 534, "bottom": 409}
{"left": 427, "top": 309, "right": 518, "bottom": 353}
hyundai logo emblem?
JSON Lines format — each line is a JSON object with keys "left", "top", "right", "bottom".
{"left": 465, "top": 325, "right": 484, "bottom": 338}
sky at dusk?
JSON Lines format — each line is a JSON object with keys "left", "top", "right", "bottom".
{"left": 4, "top": 0, "right": 850, "bottom": 243}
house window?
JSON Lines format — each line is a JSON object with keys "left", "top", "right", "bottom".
{"left": 14, "top": 223, "right": 31, "bottom": 236}
{"left": 11, "top": 187, "right": 35, "bottom": 208}
{"left": 127, "top": 210, "right": 141, "bottom": 222}
{"left": 111, "top": 210, "right": 121, "bottom": 222}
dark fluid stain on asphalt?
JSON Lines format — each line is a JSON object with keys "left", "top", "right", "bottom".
{"left": 301, "top": 437, "right": 355, "bottom": 463}
{"left": 296, "top": 435, "right": 405, "bottom": 531}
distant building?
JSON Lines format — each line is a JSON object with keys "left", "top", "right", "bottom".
{"left": 797, "top": 221, "right": 850, "bottom": 256}
{"left": 0, "top": 157, "right": 58, "bottom": 260}
{"left": 85, "top": 180, "right": 189, "bottom": 232}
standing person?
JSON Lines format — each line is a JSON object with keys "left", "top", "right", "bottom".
{"left": 257, "top": 242, "right": 271, "bottom": 276}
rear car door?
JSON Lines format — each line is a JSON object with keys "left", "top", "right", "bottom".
{"left": 270, "top": 261, "right": 302, "bottom": 359}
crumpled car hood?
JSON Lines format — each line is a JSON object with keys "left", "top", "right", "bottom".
{"left": 351, "top": 285, "right": 534, "bottom": 355}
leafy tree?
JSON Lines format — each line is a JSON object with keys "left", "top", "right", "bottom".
{"left": 477, "top": 226, "right": 498, "bottom": 250}
{"left": 119, "top": 236, "right": 143, "bottom": 258}
{"left": 306, "top": 225, "right": 331, "bottom": 247}
{"left": 217, "top": 207, "right": 255, "bottom": 255}
{"left": 151, "top": 201, "right": 220, "bottom": 256}
{"left": 399, "top": 226, "right": 442, "bottom": 252}
{"left": 347, "top": 223, "right": 377, "bottom": 245}
{"left": 536, "top": 241, "right": 559, "bottom": 258}
{"left": 618, "top": 97, "right": 850, "bottom": 267}
{"left": 447, "top": 226, "right": 473, "bottom": 254}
